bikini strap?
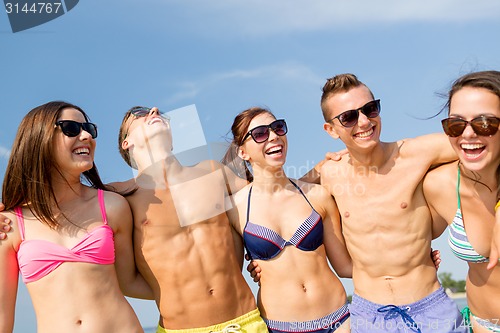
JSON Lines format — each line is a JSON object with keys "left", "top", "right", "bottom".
{"left": 245, "top": 186, "right": 253, "bottom": 225}
{"left": 456, "top": 165, "right": 462, "bottom": 210}
{"left": 13, "top": 207, "right": 25, "bottom": 241}
{"left": 243, "top": 186, "right": 254, "bottom": 260}
{"left": 288, "top": 179, "right": 315, "bottom": 210}
{"left": 98, "top": 189, "right": 108, "bottom": 225}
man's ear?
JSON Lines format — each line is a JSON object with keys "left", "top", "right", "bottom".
{"left": 323, "top": 122, "right": 340, "bottom": 139}
{"left": 122, "top": 138, "right": 132, "bottom": 151}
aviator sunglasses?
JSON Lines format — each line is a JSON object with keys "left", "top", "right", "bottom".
{"left": 328, "top": 99, "right": 381, "bottom": 127}
{"left": 441, "top": 116, "right": 500, "bottom": 137}
{"left": 242, "top": 119, "right": 287, "bottom": 144}
{"left": 123, "top": 106, "right": 170, "bottom": 139}
{"left": 129, "top": 106, "right": 169, "bottom": 119}
{"left": 55, "top": 120, "right": 98, "bottom": 139}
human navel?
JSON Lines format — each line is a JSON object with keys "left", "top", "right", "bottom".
{"left": 302, "top": 284, "right": 307, "bottom": 292}
{"left": 384, "top": 277, "right": 395, "bottom": 294}
{"left": 76, "top": 319, "right": 82, "bottom": 325}
{"left": 400, "top": 202, "right": 408, "bottom": 209}
{"left": 208, "top": 288, "right": 215, "bottom": 295}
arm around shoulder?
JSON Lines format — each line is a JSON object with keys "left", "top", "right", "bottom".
{"left": 103, "top": 191, "right": 154, "bottom": 299}
{"left": 422, "top": 165, "right": 454, "bottom": 239}
{"left": 300, "top": 149, "right": 349, "bottom": 185}
{"left": 299, "top": 162, "right": 322, "bottom": 184}
{"left": 407, "top": 133, "right": 457, "bottom": 168}
{"left": 312, "top": 184, "right": 352, "bottom": 278}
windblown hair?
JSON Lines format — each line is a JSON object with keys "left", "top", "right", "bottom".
{"left": 445, "top": 70, "right": 500, "bottom": 199}
{"left": 2, "top": 101, "right": 107, "bottom": 228}
{"left": 221, "top": 107, "right": 276, "bottom": 182}
{"left": 320, "top": 73, "right": 375, "bottom": 122}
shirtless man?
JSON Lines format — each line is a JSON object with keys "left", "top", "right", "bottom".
{"left": 113, "top": 106, "right": 267, "bottom": 333}
{"left": 317, "top": 74, "right": 466, "bottom": 333}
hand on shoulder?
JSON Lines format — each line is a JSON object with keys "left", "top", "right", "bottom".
{"left": 320, "top": 156, "right": 347, "bottom": 182}
{"left": 0, "top": 210, "right": 19, "bottom": 246}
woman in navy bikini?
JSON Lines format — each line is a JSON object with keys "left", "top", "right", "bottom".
{"left": 424, "top": 71, "right": 500, "bottom": 333}
{"left": 223, "top": 107, "right": 352, "bottom": 333}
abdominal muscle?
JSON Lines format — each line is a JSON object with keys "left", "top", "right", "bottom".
{"left": 342, "top": 195, "right": 441, "bottom": 305}
{"left": 352, "top": 259, "right": 440, "bottom": 305}
{"left": 137, "top": 215, "right": 256, "bottom": 329}
{"left": 256, "top": 248, "right": 347, "bottom": 322}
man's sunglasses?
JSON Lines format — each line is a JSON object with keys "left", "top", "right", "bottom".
{"left": 441, "top": 116, "right": 500, "bottom": 137}
{"left": 129, "top": 106, "right": 170, "bottom": 120}
{"left": 242, "top": 119, "right": 287, "bottom": 144}
{"left": 328, "top": 99, "right": 381, "bottom": 127}
{"left": 55, "top": 120, "right": 98, "bottom": 139}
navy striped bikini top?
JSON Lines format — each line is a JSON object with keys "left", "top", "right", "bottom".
{"left": 243, "top": 179, "right": 323, "bottom": 261}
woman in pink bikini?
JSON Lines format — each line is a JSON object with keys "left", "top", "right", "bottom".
{"left": 0, "top": 101, "right": 151, "bottom": 332}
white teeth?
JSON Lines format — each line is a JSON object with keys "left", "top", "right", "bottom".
{"left": 73, "top": 147, "right": 89, "bottom": 155}
{"left": 461, "top": 143, "right": 484, "bottom": 150}
{"left": 356, "top": 128, "right": 373, "bottom": 138}
{"left": 266, "top": 146, "right": 282, "bottom": 154}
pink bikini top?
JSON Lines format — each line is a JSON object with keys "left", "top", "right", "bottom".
{"left": 14, "top": 189, "right": 115, "bottom": 284}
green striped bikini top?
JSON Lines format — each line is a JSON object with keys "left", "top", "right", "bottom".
{"left": 447, "top": 167, "right": 489, "bottom": 263}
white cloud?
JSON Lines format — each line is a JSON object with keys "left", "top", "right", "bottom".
{"left": 164, "top": 62, "right": 322, "bottom": 104}
{"left": 150, "top": 0, "right": 500, "bottom": 36}
{"left": 0, "top": 146, "right": 10, "bottom": 160}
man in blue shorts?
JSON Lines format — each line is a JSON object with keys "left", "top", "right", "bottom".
{"left": 316, "top": 73, "right": 467, "bottom": 333}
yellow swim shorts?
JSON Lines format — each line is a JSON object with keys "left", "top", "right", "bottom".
{"left": 156, "top": 308, "right": 268, "bottom": 333}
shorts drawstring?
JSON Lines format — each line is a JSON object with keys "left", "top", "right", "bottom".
{"left": 209, "top": 324, "right": 241, "bottom": 333}
{"left": 377, "top": 305, "right": 422, "bottom": 333}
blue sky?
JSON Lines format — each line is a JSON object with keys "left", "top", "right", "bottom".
{"left": 1, "top": 1, "right": 500, "bottom": 331}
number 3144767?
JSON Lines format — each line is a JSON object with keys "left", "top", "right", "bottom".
{"left": 5, "top": 2, "right": 62, "bottom": 14}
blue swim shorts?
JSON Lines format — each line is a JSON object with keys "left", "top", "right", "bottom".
{"left": 349, "top": 287, "right": 467, "bottom": 333}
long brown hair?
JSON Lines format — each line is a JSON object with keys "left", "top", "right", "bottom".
{"left": 221, "top": 107, "right": 276, "bottom": 182}
{"left": 445, "top": 71, "right": 500, "bottom": 199}
{"left": 2, "top": 101, "right": 108, "bottom": 228}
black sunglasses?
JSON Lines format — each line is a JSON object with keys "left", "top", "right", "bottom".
{"left": 441, "top": 116, "right": 500, "bottom": 137}
{"left": 242, "top": 119, "right": 287, "bottom": 144}
{"left": 129, "top": 106, "right": 169, "bottom": 119}
{"left": 55, "top": 120, "right": 98, "bottom": 139}
{"left": 328, "top": 99, "right": 381, "bottom": 127}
